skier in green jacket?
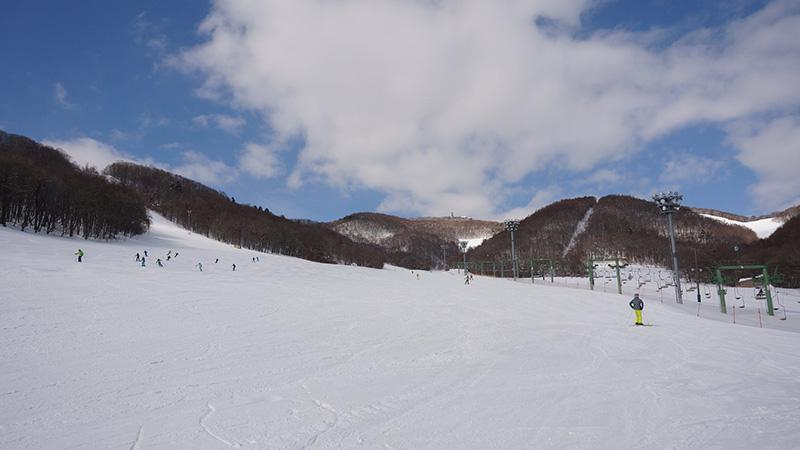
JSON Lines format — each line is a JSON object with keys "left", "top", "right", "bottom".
{"left": 75, "top": 249, "right": 84, "bottom": 263}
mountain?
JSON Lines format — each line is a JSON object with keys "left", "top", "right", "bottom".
{"left": 104, "top": 162, "right": 385, "bottom": 268}
{"left": 467, "top": 195, "right": 759, "bottom": 277}
{"left": 690, "top": 205, "right": 800, "bottom": 239}
{"left": 0, "top": 130, "right": 148, "bottom": 238}
{"left": 328, "top": 212, "right": 502, "bottom": 269}
{"left": 740, "top": 214, "right": 800, "bottom": 287}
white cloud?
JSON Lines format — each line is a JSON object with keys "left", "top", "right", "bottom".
{"left": 192, "top": 113, "right": 246, "bottom": 134}
{"left": 582, "top": 169, "right": 622, "bottom": 186}
{"left": 53, "top": 82, "right": 73, "bottom": 109}
{"left": 660, "top": 154, "right": 725, "bottom": 186}
{"left": 174, "top": 150, "right": 239, "bottom": 185}
{"left": 727, "top": 116, "right": 800, "bottom": 210}
{"left": 238, "top": 142, "right": 282, "bottom": 179}
{"left": 174, "top": 0, "right": 800, "bottom": 217}
{"left": 43, "top": 137, "right": 134, "bottom": 170}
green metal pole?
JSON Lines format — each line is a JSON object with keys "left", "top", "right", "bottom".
{"left": 615, "top": 257, "right": 623, "bottom": 295}
{"left": 588, "top": 259, "right": 595, "bottom": 290}
{"left": 763, "top": 267, "right": 774, "bottom": 316}
{"left": 501, "top": 261, "right": 505, "bottom": 278}
{"left": 716, "top": 268, "right": 727, "bottom": 314}
{"left": 549, "top": 260, "right": 554, "bottom": 283}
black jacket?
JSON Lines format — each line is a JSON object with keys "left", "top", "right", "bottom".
{"left": 629, "top": 297, "right": 644, "bottom": 310}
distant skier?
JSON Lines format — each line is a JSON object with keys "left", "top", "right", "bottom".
{"left": 144, "top": 250, "right": 148, "bottom": 257}
{"left": 167, "top": 255, "right": 172, "bottom": 261}
{"left": 232, "top": 263, "right": 236, "bottom": 271}
{"left": 136, "top": 253, "right": 141, "bottom": 262}
{"left": 196, "top": 262, "right": 203, "bottom": 272}
{"left": 252, "top": 257, "right": 256, "bottom": 263}
{"left": 157, "top": 258, "right": 163, "bottom": 267}
{"left": 141, "top": 257, "right": 146, "bottom": 267}
{"left": 256, "top": 256, "right": 260, "bottom": 262}
{"left": 74, "top": 249, "right": 84, "bottom": 263}
{"left": 629, "top": 293, "right": 644, "bottom": 326}
{"left": 167, "top": 250, "right": 172, "bottom": 257}
{"left": 174, "top": 252, "right": 179, "bottom": 258}
{"left": 416, "top": 273, "right": 420, "bottom": 280}
{"left": 464, "top": 272, "right": 470, "bottom": 285}
{"left": 215, "top": 258, "right": 219, "bottom": 264}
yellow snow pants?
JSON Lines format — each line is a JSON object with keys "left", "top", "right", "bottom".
{"left": 634, "top": 310, "right": 643, "bottom": 325}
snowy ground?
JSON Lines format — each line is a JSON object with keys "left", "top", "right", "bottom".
{"left": 2, "top": 213, "right": 800, "bottom": 449}
{"left": 700, "top": 213, "right": 785, "bottom": 239}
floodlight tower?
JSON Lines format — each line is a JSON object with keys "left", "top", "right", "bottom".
{"left": 653, "top": 191, "right": 683, "bottom": 304}
{"left": 459, "top": 241, "right": 468, "bottom": 274}
{"left": 504, "top": 220, "right": 520, "bottom": 280}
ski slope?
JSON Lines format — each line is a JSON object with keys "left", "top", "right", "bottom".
{"left": 2, "top": 213, "right": 800, "bottom": 449}
{"left": 700, "top": 213, "right": 785, "bottom": 239}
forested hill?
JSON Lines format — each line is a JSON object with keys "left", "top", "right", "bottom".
{"left": 104, "top": 162, "right": 385, "bottom": 268}
{"left": 467, "top": 195, "right": 759, "bottom": 274}
{"left": 0, "top": 130, "right": 148, "bottom": 238}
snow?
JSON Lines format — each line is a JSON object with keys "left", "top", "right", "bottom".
{"left": 701, "top": 213, "right": 785, "bottom": 239}
{"left": 2, "top": 212, "right": 800, "bottom": 448}
{"left": 562, "top": 207, "right": 593, "bottom": 257}
{"left": 459, "top": 236, "right": 490, "bottom": 249}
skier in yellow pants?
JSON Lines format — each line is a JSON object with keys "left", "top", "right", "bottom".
{"left": 629, "top": 293, "right": 644, "bottom": 326}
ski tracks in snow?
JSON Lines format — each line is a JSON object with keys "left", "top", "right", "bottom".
{"left": 199, "top": 402, "right": 241, "bottom": 448}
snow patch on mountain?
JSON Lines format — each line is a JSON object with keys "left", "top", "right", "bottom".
{"left": 563, "top": 207, "right": 594, "bottom": 257}
{"left": 701, "top": 213, "right": 784, "bottom": 239}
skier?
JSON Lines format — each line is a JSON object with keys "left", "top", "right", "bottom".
{"left": 232, "top": 263, "right": 236, "bottom": 271}
{"left": 256, "top": 256, "right": 260, "bottom": 262}
{"left": 141, "top": 257, "right": 146, "bottom": 267}
{"left": 196, "top": 262, "right": 203, "bottom": 272}
{"left": 629, "top": 293, "right": 645, "bottom": 326}
{"left": 167, "top": 250, "right": 172, "bottom": 257}
{"left": 144, "top": 250, "right": 148, "bottom": 258}
{"left": 252, "top": 257, "right": 256, "bottom": 263}
{"left": 416, "top": 273, "right": 420, "bottom": 280}
{"left": 215, "top": 258, "right": 219, "bottom": 264}
{"left": 74, "top": 249, "right": 84, "bottom": 263}
{"left": 464, "top": 271, "right": 470, "bottom": 285}
{"left": 136, "top": 253, "right": 141, "bottom": 262}
{"left": 157, "top": 258, "right": 163, "bottom": 267}
{"left": 167, "top": 255, "right": 172, "bottom": 261}
{"left": 174, "top": 252, "right": 179, "bottom": 258}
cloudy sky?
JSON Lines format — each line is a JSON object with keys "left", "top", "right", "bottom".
{"left": 2, "top": 0, "right": 799, "bottom": 220}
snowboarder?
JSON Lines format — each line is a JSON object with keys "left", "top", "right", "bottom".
{"left": 74, "top": 249, "right": 84, "bottom": 262}
{"left": 136, "top": 253, "right": 141, "bottom": 262}
{"left": 232, "top": 263, "right": 236, "bottom": 271}
{"left": 629, "top": 293, "right": 644, "bottom": 326}
{"left": 141, "top": 257, "right": 146, "bottom": 267}
{"left": 196, "top": 262, "right": 203, "bottom": 272}
{"left": 157, "top": 258, "right": 163, "bottom": 267}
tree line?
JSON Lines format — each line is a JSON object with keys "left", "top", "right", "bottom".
{"left": 0, "top": 131, "right": 149, "bottom": 239}
{"left": 104, "top": 162, "right": 385, "bottom": 268}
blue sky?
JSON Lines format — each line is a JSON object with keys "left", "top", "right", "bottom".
{"left": 2, "top": 0, "right": 798, "bottom": 221}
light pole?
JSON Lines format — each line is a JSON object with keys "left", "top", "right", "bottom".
{"left": 459, "top": 241, "right": 468, "bottom": 274}
{"left": 504, "top": 220, "right": 520, "bottom": 280}
{"left": 653, "top": 191, "right": 683, "bottom": 304}
{"left": 441, "top": 244, "right": 448, "bottom": 271}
